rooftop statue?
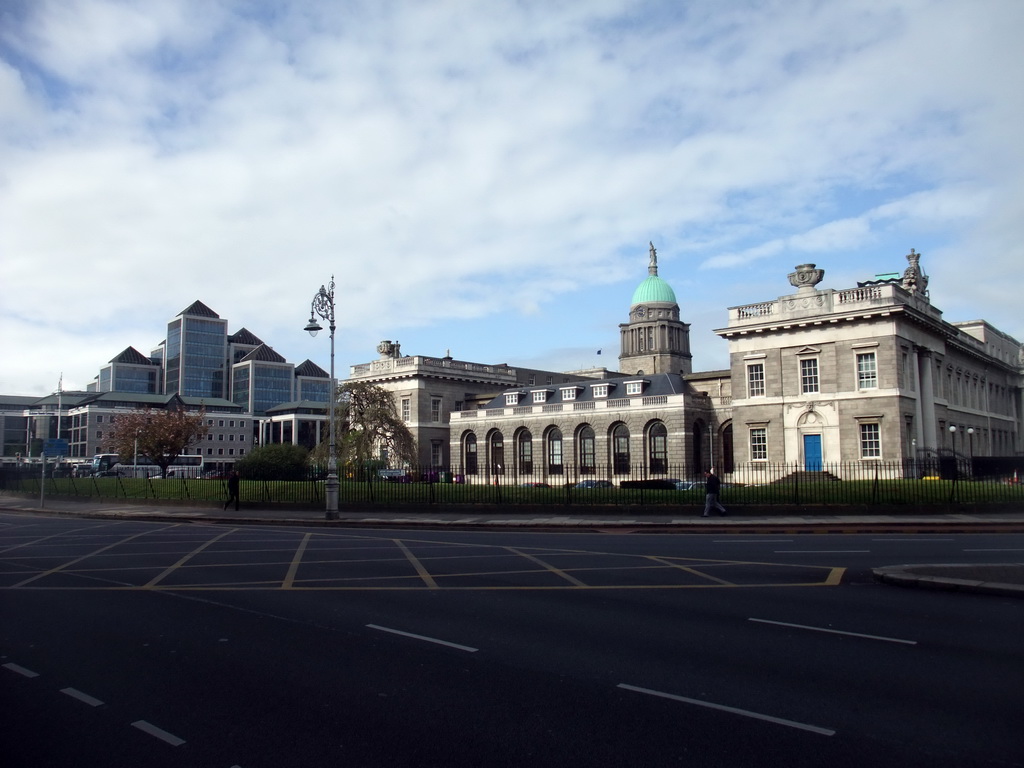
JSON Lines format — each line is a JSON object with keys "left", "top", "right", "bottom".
{"left": 901, "top": 248, "right": 929, "bottom": 296}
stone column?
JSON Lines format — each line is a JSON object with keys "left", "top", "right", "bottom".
{"left": 912, "top": 348, "right": 925, "bottom": 452}
{"left": 918, "top": 349, "right": 938, "bottom": 451}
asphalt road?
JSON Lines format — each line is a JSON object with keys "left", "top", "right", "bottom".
{"left": 2, "top": 513, "right": 1022, "bottom": 767}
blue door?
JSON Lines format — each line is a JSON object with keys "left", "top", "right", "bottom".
{"left": 803, "top": 434, "right": 822, "bottom": 471}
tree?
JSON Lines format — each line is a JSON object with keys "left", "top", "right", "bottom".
{"left": 234, "top": 444, "right": 308, "bottom": 480}
{"left": 104, "top": 407, "right": 209, "bottom": 478}
{"left": 311, "top": 381, "right": 417, "bottom": 473}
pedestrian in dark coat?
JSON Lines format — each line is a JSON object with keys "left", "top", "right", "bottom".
{"left": 224, "top": 471, "right": 240, "bottom": 511}
{"left": 702, "top": 469, "right": 727, "bottom": 517}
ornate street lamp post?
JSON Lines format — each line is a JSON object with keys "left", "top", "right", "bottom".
{"left": 305, "top": 277, "right": 339, "bottom": 519}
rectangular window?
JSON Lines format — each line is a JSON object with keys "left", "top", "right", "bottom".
{"left": 504, "top": 393, "right": 519, "bottom": 406}
{"left": 625, "top": 381, "right": 643, "bottom": 395}
{"left": 750, "top": 427, "right": 767, "bottom": 460}
{"left": 401, "top": 398, "right": 410, "bottom": 422}
{"left": 592, "top": 384, "right": 609, "bottom": 398}
{"left": 800, "top": 358, "right": 819, "bottom": 394}
{"left": 532, "top": 390, "right": 547, "bottom": 403}
{"left": 857, "top": 352, "right": 878, "bottom": 389}
{"left": 747, "top": 363, "right": 765, "bottom": 397}
{"left": 431, "top": 398, "right": 442, "bottom": 422}
{"left": 219, "top": 420, "right": 224, "bottom": 427}
{"left": 96, "top": 415, "right": 103, "bottom": 423}
{"left": 860, "top": 423, "right": 881, "bottom": 458}
{"left": 561, "top": 388, "right": 577, "bottom": 401}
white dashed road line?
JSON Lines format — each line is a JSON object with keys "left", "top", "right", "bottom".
{"left": 131, "top": 720, "right": 186, "bottom": 746}
{"left": 367, "top": 624, "right": 479, "bottom": 653}
{"left": 749, "top": 617, "right": 917, "bottom": 645}
{"left": 60, "top": 687, "right": 105, "bottom": 707}
{"left": 2, "top": 662, "right": 39, "bottom": 678}
{"left": 617, "top": 683, "right": 836, "bottom": 736}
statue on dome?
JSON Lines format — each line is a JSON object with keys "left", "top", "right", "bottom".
{"left": 649, "top": 241, "right": 658, "bottom": 276}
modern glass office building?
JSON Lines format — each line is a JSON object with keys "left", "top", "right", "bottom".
{"left": 164, "top": 301, "right": 229, "bottom": 399}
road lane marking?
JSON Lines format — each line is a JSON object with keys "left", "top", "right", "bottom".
{"left": 131, "top": 720, "right": 186, "bottom": 746}
{"left": 61, "top": 687, "right": 104, "bottom": 706}
{"left": 715, "top": 539, "right": 794, "bottom": 543}
{"left": 617, "top": 683, "right": 835, "bottom": 736}
{"left": 870, "top": 538, "right": 955, "bottom": 542}
{"left": 646, "top": 556, "right": 735, "bottom": 585}
{"left": 0, "top": 521, "right": 130, "bottom": 554}
{"left": 963, "top": 548, "right": 1024, "bottom": 552}
{"left": 774, "top": 550, "right": 869, "bottom": 554}
{"left": 367, "top": 624, "right": 478, "bottom": 653}
{"left": 748, "top": 618, "right": 917, "bottom": 645}
{"left": 2, "top": 662, "right": 39, "bottom": 678}
{"left": 393, "top": 539, "right": 439, "bottom": 589}
{"left": 282, "top": 532, "right": 312, "bottom": 589}
{"left": 143, "top": 528, "right": 239, "bottom": 588}
{"left": 11, "top": 526, "right": 179, "bottom": 588}
{"left": 505, "top": 548, "right": 588, "bottom": 586}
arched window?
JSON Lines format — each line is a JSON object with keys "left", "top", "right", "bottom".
{"left": 464, "top": 433, "right": 478, "bottom": 475}
{"left": 517, "top": 429, "right": 533, "bottom": 475}
{"left": 648, "top": 422, "right": 667, "bottom": 474}
{"left": 612, "top": 424, "right": 630, "bottom": 474}
{"left": 489, "top": 431, "right": 504, "bottom": 475}
{"left": 547, "top": 428, "right": 563, "bottom": 475}
{"left": 722, "top": 423, "right": 734, "bottom": 474}
{"left": 578, "top": 426, "right": 596, "bottom": 475}
{"left": 692, "top": 421, "right": 705, "bottom": 476}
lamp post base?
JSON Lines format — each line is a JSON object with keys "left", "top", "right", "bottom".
{"left": 325, "top": 471, "right": 340, "bottom": 520}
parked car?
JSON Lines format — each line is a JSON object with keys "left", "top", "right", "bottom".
{"left": 673, "top": 480, "right": 706, "bottom": 491}
{"left": 203, "top": 469, "right": 231, "bottom": 480}
{"left": 574, "top": 479, "right": 614, "bottom": 489}
{"left": 520, "top": 482, "right": 552, "bottom": 488}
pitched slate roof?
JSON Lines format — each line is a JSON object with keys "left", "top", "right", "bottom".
{"left": 294, "top": 359, "right": 329, "bottom": 378}
{"left": 239, "top": 344, "right": 288, "bottom": 364}
{"left": 228, "top": 327, "right": 263, "bottom": 346}
{"left": 108, "top": 346, "right": 156, "bottom": 365}
{"left": 177, "top": 300, "right": 220, "bottom": 318}
{"left": 484, "top": 372, "right": 687, "bottom": 408}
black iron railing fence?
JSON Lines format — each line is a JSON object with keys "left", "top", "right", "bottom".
{"left": 3, "top": 458, "right": 1023, "bottom": 508}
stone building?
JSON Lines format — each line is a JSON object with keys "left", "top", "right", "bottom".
{"left": 716, "top": 253, "right": 1023, "bottom": 480}
{"left": 449, "top": 244, "right": 731, "bottom": 483}
{"left": 347, "top": 340, "right": 613, "bottom": 469}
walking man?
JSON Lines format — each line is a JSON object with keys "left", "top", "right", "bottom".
{"left": 224, "top": 470, "right": 240, "bottom": 511}
{"left": 702, "top": 469, "right": 727, "bottom": 517}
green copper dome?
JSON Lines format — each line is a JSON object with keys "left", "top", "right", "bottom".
{"left": 631, "top": 275, "right": 677, "bottom": 305}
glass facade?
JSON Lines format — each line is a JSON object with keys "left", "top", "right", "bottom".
{"left": 113, "top": 367, "right": 158, "bottom": 393}
{"left": 181, "top": 318, "right": 227, "bottom": 398}
{"left": 164, "top": 319, "right": 182, "bottom": 395}
{"left": 252, "top": 365, "right": 293, "bottom": 415}
{"left": 298, "top": 377, "right": 330, "bottom": 403}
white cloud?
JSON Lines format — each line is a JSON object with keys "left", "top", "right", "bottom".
{"left": 1, "top": 0, "right": 1022, "bottom": 395}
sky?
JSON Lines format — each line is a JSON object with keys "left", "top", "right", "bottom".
{"left": 2, "top": 0, "right": 1023, "bottom": 396}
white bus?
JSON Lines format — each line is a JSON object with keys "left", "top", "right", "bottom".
{"left": 89, "top": 453, "right": 204, "bottom": 478}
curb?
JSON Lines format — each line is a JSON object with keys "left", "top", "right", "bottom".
{"left": 872, "top": 564, "right": 1024, "bottom": 598}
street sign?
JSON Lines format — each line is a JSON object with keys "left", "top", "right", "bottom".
{"left": 43, "top": 438, "right": 69, "bottom": 456}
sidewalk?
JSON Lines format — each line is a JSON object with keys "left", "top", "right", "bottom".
{"left": 2, "top": 494, "right": 1022, "bottom": 597}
